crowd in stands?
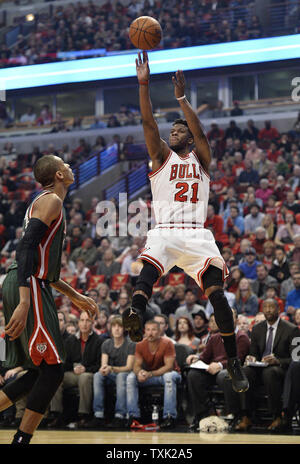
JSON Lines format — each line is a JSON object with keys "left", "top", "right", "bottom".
{"left": 1, "top": 0, "right": 264, "bottom": 68}
{"left": 0, "top": 111, "right": 300, "bottom": 432}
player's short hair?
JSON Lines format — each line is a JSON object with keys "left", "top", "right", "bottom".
{"left": 173, "top": 118, "right": 193, "bottom": 138}
{"left": 33, "top": 155, "right": 61, "bottom": 186}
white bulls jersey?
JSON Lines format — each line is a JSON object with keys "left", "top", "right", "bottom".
{"left": 139, "top": 148, "right": 229, "bottom": 288}
{"left": 149, "top": 149, "right": 210, "bottom": 227}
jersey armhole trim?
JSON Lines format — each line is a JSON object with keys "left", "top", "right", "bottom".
{"left": 148, "top": 150, "right": 172, "bottom": 179}
{"left": 191, "top": 150, "right": 210, "bottom": 179}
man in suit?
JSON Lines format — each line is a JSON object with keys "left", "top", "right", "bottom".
{"left": 186, "top": 309, "right": 250, "bottom": 431}
{"left": 223, "top": 298, "right": 299, "bottom": 432}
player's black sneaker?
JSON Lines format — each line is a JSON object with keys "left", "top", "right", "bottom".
{"left": 122, "top": 306, "right": 144, "bottom": 342}
{"left": 227, "top": 357, "right": 249, "bottom": 393}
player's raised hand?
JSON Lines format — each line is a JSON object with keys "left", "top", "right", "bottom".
{"left": 172, "top": 70, "right": 185, "bottom": 99}
{"left": 136, "top": 50, "right": 150, "bottom": 83}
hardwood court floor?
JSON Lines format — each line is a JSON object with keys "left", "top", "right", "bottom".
{"left": 1, "top": 429, "right": 300, "bottom": 445}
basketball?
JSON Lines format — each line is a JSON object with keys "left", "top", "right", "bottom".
{"left": 129, "top": 16, "right": 162, "bottom": 50}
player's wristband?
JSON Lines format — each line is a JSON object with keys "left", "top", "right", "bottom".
{"left": 176, "top": 95, "right": 186, "bottom": 101}
{"left": 139, "top": 80, "right": 149, "bottom": 85}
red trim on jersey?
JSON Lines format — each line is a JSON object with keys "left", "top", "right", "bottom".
{"left": 191, "top": 150, "right": 210, "bottom": 179}
{"left": 29, "top": 277, "right": 62, "bottom": 366}
{"left": 139, "top": 254, "right": 164, "bottom": 277}
{"left": 148, "top": 150, "right": 172, "bottom": 178}
{"left": 196, "top": 258, "right": 230, "bottom": 291}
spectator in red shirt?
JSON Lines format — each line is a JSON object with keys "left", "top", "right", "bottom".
{"left": 210, "top": 170, "right": 228, "bottom": 196}
{"left": 258, "top": 120, "right": 280, "bottom": 146}
{"left": 267, "top": 142, "right": 281, "bottom": 162}
{"left": 205, "top": 204, "right": 225, "bottom": 242}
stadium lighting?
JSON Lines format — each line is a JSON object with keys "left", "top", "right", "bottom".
{"left": 0, "top": 34, "right": 300, "bottom": 91}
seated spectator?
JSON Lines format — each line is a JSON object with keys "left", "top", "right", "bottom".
{"left": 269, "top": 246, "right": 291, "bottom": 284}
{"left": 154, "top": 314, "right": 176, "bottom": 343}
{"left": 230, "top": 101, "right": 243, "bottom": 116}
{"left": 97, "top": 283, "right": 113, "bottom": 312}
{"left": 120, "top": 244, "right": 140, "bottom": 276}
{"left": 191, "top": 310, "right": 209, "bottom": 352}
{"left": 107, "top": 115, "right": 121, "bottom": 128}
{"left": 186, "top": 309, "right": 250, "bottom": 431}
{"left": 89, "top": 117, "right": 107, "bottom": 130}
{"left": 250, "top": 227, "right": 268, "bottom": 257}
{"left": 112, "top": 291, "right": 131, "bottom": 317}
{"left": 226, "top": 265, "right": 244, "bottom": 294}
{"left": 244, "top": 203, "right": 265, "bottom": 235}
{"left": 237, "top": 315, "right": 251, "bottom": 337}
{"left": 173, "top": 316, "right": 201, "bottom": 353}
{"left": 49, "top": 311, "right": 104, "bottom": 428}
{"left": 288, "top": 164, "right": 300, "bottom": 193}
{"left": 70, "top": 237, "right": 99, "bottom": 267}
{"left": 234, "top": 277, "right": 259, "bottom": 316}
{"left": 251, "top": 263, "right": 278, "bottom": 298}
{"left": 285, "top": 272, "right": 300, "bottom": 320}
{"left": 243, "top": 119, "right": 259, "bottom": 141}
{"left": 238, "top": 247, "right": 261, "bottom": 280}
{"left": 258, "top": 120, "right": 280, "bottom": 146}
{"left": 280, "top": 262, "right": 300, "bottom": 301}
{"left": 227, "top": 231, "right": 241, "bottom": 255}
{"left": 255, "top": 179, "right": 274, "bottom": 206}
{"left": 74, "top": 258, "right": 92, "bottom": 292}
{"left": 259, "top": 283, "right": 285, "bottom": 313}
{"left": 96, "top": 249, "right": 121, "bottom": 279}
{"left": 19, "top": 105, "right": 37, "bottom": 124}
{"left": 174, "top": 288, "right": 205, "bottom": 323}
{"left": 157, "top": 285, "right": 179, "bottom": 318}
{"left": 238, "top": 160, "right": 259, "bottom": 189}
{"left": 35, "top": 104, "right": 53, "bottom": 126}
{"left": 261, "top": 214, "right": 277, "bottom": 242}
{"left": 93, "top": 309, "right": 110, "bottom": 337}
{"left": 225, "top": 120, "right": 242, "bottom": 140}
{"left": 210, "top": 100, "right": 227, "bottom": 118}
{"left": 223, "top": 205, "right": 245, "bottom": 237}
{"left": 245, "top": 140, "right": 263, "bottom": 168}
{"left": 275, "top": 211, "right": 300, "bottom": 246}
{"left": 283, "top": 191, "right": 300, "bottom": 216}
{"left": 87, "top": 316, "right": 135, "bottom": 429}
{"left": 204, "top": 204, "right": 225, "bottom": 242}
{"left": 224, "top": 298, "right": 299, "bottom": 433}
{"left": 126, "top": 319, "right": 181, "bottom": 429}
{"left": 293, "top": 308, "right": 300, "bottom": 328}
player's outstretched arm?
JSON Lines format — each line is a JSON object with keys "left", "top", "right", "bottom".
{"left": 50, "top": 279, "right": 99, "bottom": 318}
{"left": 136, "top": 51, "right": 169, "bottom": 170}
{"left": 172, "top": 70, "right": 212, "bottom": 172}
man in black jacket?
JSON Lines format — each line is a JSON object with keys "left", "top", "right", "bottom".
{"left": 223, "top": 298, "right": 299, "bottom": 432}
{"left": 49, "top": 311, "right": 105, "bottom": 428}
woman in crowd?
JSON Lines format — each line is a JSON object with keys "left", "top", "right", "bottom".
{"left": 234, "top": 277, "right": 259, "bottom": 316}
{"left": 173, "top": 317, "right": 200, "bottom": 353}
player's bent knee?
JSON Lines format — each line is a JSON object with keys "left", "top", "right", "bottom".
{"left": 202, "top": 265, "right": 224, "bottom": 293}
{"left": 134, "top": 262, "right": 160, "bottom": 299}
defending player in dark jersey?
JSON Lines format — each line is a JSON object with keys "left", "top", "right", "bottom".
{"left": 0, "top": 155, "right": 98, "bottom": 444}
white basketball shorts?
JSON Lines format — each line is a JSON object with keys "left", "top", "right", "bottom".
{"left": 138, "top": 226, "right": 229, "bottom": 291}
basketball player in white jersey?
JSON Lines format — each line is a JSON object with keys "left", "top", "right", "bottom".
{"left": 122, "top": 51, "right": 248, "bottom": 393}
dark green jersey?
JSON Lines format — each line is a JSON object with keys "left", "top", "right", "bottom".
{"left": 15, "top": 190, "right": 66, "bottom": 282}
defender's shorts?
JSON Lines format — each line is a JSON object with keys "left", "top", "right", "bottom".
{"left": 139, "top": 226, "right": 229, "bottom": 291}
{"left": 2, "top": 269, "right": 65, "bottom": 368}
